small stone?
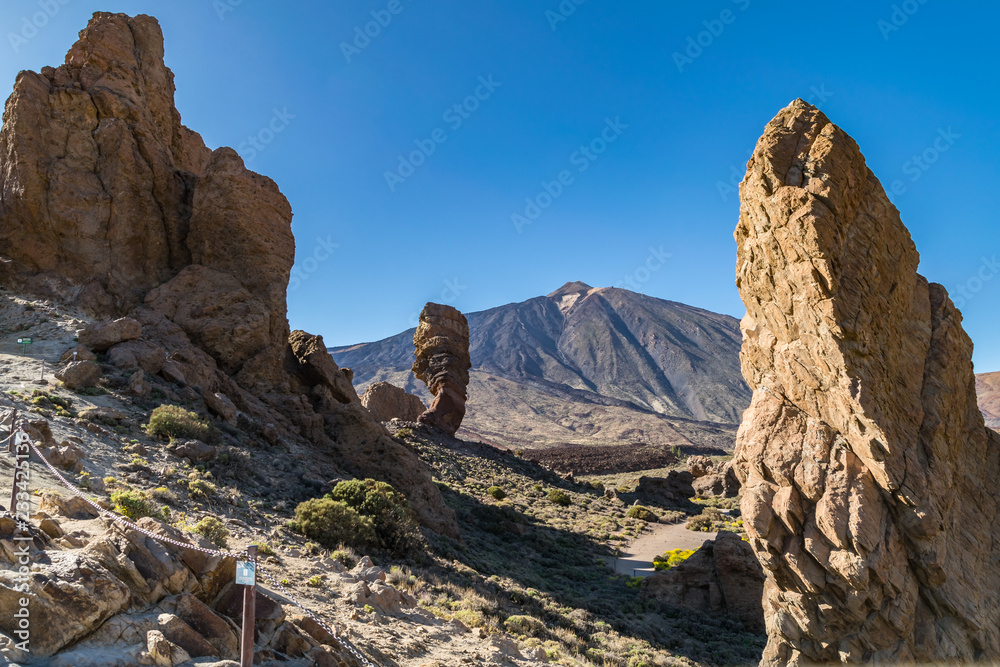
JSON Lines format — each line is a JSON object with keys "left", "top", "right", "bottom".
{"left": 55, "top": 361, "right": 101, "bottom": 390}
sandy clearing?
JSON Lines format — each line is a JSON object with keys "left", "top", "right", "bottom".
{"left": 614, "top": 521, "right": 717, "bottom": 577}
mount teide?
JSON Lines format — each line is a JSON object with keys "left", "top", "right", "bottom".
{"left": 331, "top": 282, "right": 752, "bottom": 452}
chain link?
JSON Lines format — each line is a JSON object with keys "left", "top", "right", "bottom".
{"left": 18, "top": 419, "right": 373, "bottom": 664}
{"left": 256, "top": 561, "right": 375, "bottom": 667}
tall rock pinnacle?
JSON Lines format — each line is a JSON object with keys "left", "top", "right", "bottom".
{"left": 733, "top": 99, "right": 1000, "bottom": 664}
{"left": 412, "top": 303, "right": 471, "bottom": 436}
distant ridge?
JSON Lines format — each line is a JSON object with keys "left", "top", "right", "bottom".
{"left": 331, "top": 284, "right": 751, "bottom": 451}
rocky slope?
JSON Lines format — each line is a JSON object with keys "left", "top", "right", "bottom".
{"left": 0, "top": 12, "right": 456, "bottom": 540}
{"left": 332, "top": 283, "right": 750, "bottom": 452}
{"left": 977, "top": 371, "right": 1000, "bottom": 429}
{"left": 732, "top": 99, "right": 1000, "bottom": 664}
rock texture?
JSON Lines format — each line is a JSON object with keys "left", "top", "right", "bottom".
{"left": 641, "top": 531, "right": 765, "bottom": 633}
{"left": 361, "top": 381, "right": 426, "bottom": 422}
{"left": 636, "top": 471, "right": 696, "bottom": 506}
{"left": 412, "top": 303, "right": 472, "bottom": 436}
{"left": 732, "top": 99, "right": 1000, "bottom": 664}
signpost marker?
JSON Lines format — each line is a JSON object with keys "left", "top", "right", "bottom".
{"left": 239, "top": 544, "right": 258, "bottom": 666}
{"left": 16, "top": 338, "right": 32, "bottom": 356}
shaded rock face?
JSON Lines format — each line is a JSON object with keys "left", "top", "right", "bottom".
{"left": 361, "top": 381, "right": 426, "bottom": 423}
{"left": 636, "top": 471, "right": 695, "bottom": 506}
{"left": 732, "top": 99, "right": 1000, "bottom": 664}
{"left": 0, "top": 12, "right": 293, "bottom": 391}
{"left": 641, "top": 531, "right": 764, "bottom": 633}
{"left": 412, "top": 303, "right": 471, "bottom": 436}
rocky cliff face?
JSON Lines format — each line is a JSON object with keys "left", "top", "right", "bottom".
{"left": 977, "top": 371, "right": 1000, "bottom": 429}
{"left": 0, "top": 12, "right": 457, "bottom": 538}
{"left": 732, "top": 99, "right": 1000, "bottom": 664}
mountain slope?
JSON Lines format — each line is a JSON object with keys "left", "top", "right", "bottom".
{"left": 331, "top": 282, "right": 751, "bottom": 451}
{"left": 978, "top": 371, "right": 1000, "bottom": 429}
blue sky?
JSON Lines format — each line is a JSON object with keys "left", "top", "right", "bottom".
{"left": 2, "top": 1, "right": 998, "bottom": 372}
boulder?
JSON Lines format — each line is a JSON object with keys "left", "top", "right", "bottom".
{"left": 686, "top": 455, "right": 713, "bottom": 477}
{"left": 167, "top": 439, "right": 215, "bottom": 462}
{"left": 636, "top": 471, "right": 695, "bottom": 506}
{"left": 55, "top": 360, "right": 101, "bottom": 389}
{"left": 106, "top": 340, "right": 166, "bottom": 374}
{"left": 60, "top": 344, "right": 97, "bottom": 364}
{"left": 127, "top": 370, "right": 152, "bottom": 397}
{"left": 361, "top": 381, "right": 426, "bottom": 422}
{"left": 0, "top": 550, "right": 131, "bottom": 656}
{"left": 641, "top": 531, "right": 764, "bottom": 633}
{"left": 732, "top": 99, "right": 1000, "bottom": 664}
{"left": 412, "top": 303, "right": 471, "bottom": 436}
{"left": 204, "top": 391, "right": 238, "bottom": 425}
{"left": 78, "top": 318, "right": 143, "bottom": 352}
{"left": 146, "top": 629, "right": 191, "bottom": 666}
{"left": 39, "top": 492, "right": 99, "bottom": 520}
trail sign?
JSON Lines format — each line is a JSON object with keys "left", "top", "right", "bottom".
{"left": 16, "top": 338, "right": 32, "bottom": 355}
{"left": 236, "top": 560, "right": 256, "bottom": 586}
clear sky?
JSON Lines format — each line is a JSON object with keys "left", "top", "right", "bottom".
{"left": 2, "top": 1, "right": 998, "bottom": 372}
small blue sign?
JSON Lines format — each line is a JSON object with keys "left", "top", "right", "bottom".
{"left": 236, "top": 561, "right": 255, "bottom": 586}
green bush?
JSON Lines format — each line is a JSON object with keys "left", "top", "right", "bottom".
{"left": 331, "top": 549, "right": 356, "bottom": 568}
{"left": 504, "top": 614, "right": 547, "bottom": 638}
{"left": 626, "top": 505, "right": 659, "bottom": 522}
{"left": 110, "top": 489, "right": 153, "bottom": 520}
{"left": 191, "top": 516, "right": 229, "bottom": 548}
{"left": 188, "top": 479, "right": 217, "bottom": 499}
{"left": 653, "top": 548, "right": 696, "bottom": 571}
{"left": 486, "top": 486, "right": 506, "bottom": 501}
{"left": 146, "top": 405, "right": 216, "bottom": 442}
{"left": 547, "top": 489, "right": 571, "bottom": 506}
{"left": 686, "top": 514, "right": 714, "bottom": 532}
{"left": 329, "top": 478, "right": 420, "bottom": 555}
{"left": 293, "top": 497, "right": 376, "bottom": 550}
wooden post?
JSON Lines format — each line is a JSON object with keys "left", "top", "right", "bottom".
{"left": 6, "top": 409, "right": 16, "bottom": 454}
{"left": 240, "top": 544, "right": 258, "bottom": 667}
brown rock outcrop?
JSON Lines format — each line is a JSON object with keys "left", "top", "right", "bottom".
{"left": 412, "top": 303, "right": 471, "bottom": 436}
{"left": 636, "top": 471, "right": 695, "bottom": 506}
{"left": 732, "top": 99, "right": 1000, "bottom": 664}
{"left": 641, "top": 531, "right": 764, "bottom": 633}
{"left": 361, "top": 381, "right": 426, "bottom": 422}
{"left": 0, "top": 12, "right": 458, "bottom": 541}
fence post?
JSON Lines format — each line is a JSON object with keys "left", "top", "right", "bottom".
{"left": 9, "top": 424, "right": 22, "bottom": 516}
{"left": 241, "top": 544, "right": 258, "bottom": 667}
{"left": 6, "top": 409, "right": 16, "bottom": 454}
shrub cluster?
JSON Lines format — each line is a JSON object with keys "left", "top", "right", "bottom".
{"left": 110, "top": 489, "right": 153, "bottom": 520}
{"left": 146, "top": 405, "right": 216, "bottom": 442}
{"left": 191, "top": 516, "right": 229, "bottom": 548}
{"left": 547, "top": 489, "right": 571, "bottom": 506}
{"left": 653, "top": 548, "right": 697, "bottom": 571}
{"left": 625, "top": 504, "right": 659, "bottom": 522}
{"left": 292, "top": 478, "right": 420, "bottom": 556}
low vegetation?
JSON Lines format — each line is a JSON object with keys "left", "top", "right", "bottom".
{"left": 110, "top": 489, "right": 153, "bottom": 520}
{"left": 653, "top": 548, "right": 697, "bottom": 571}
{"left": 145, "top": 404, "right": 216, "bottom": 443}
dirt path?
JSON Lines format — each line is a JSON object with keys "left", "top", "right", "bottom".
{"left": 614, "top": 521, "right": 717, "bottom": 577}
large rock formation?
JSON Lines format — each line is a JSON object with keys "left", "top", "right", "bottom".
{"left": 361, "top": 381, "right": 426, "bottom": 423}
{"left": 641, "top": 531, "right": 765, "bottom": 633}
{"left": 733, "top": 99, "right": 1000, "bottom": 664}
{"left": 412, "top": 303, "right": 471, "bottom": 436}
{"left": 0, "top": 12, "right": 458, "bottom": 539}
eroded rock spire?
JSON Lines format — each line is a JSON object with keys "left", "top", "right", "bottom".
{"left": 733, "top": 99, "right": 1000, "bottom": 664}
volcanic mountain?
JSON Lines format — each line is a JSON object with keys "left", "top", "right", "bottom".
{"left": 331, "top": 282, "right": 751, "bottom": 452}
